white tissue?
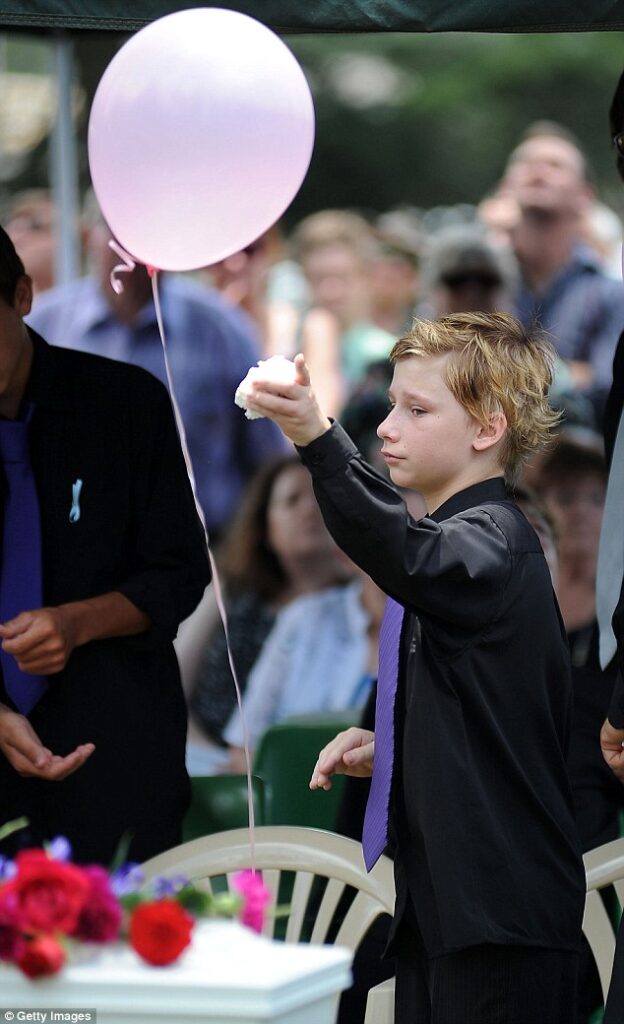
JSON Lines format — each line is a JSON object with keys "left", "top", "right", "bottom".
{"left": 234, "top": 355, "right": 298, "bottom": 420}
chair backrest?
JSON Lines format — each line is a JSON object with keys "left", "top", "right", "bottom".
{"left": 141, "top": 825, "right": 395, "bottom": 951}
{"left": 183, "top": 774, "right": 266, "bottom": 841}
{"left": 253, "top": 716, "right": 355, "bottom": 828}
{"left": 583, "top": 837, "right": 624, "bottom": 1002}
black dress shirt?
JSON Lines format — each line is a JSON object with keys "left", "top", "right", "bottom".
{"left": 0, "top": 332, "right": 210, "bottom": 863}
{"left": 299, "top": 422, "right": 585, "bottom": 957}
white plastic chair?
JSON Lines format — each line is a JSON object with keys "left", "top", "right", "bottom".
{"left": 142, "top": 825, "right": 396, "bottom": 1024}
{"left": 583, "top": 836, "right": 624, "bottom": 1003}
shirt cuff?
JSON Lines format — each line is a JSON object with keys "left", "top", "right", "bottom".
{"left": 608, "top": 670, "right": 624, "bottom": 730}
{"left": 297, "top": 421, "right": 360, "bottom": 479}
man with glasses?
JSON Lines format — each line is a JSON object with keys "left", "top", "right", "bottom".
{"left": 505, "top": 121, "right": 624, "bottom": 420}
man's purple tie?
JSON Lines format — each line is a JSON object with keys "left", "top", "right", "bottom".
{"left": 0, "top": 416, "right": 48, "bottom": 714}
{"left": 362, "top": 596, "right": 404, "bottom": 871}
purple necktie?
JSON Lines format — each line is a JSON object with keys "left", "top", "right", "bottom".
{"left": 0, "top": 416, "right": 48, "bottom": 714}
{"left": 362, "top": 596, "right": 404, "bottom": 871}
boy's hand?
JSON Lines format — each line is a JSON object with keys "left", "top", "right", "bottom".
{"left": 310, "top": 727, "right": 375, "bottom": 791}
{"left": 246, "top": 354, "right": 332, "bottom": 448}
{"left": 600, "top": 718, "right": 624, "bottom": 782}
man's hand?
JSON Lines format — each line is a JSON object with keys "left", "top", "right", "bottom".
{"left": 600, "top": 717, "right": 624, "bottom": 782}
{"left": 0, "top": 607, "right": 78, "bottom": 675}
{"left": 310, "top": 727, "right": 375, "bottom": 791}
{"left": 0, "top": 593, "right": 150, "bottom": 677}
{"left": 246, "top": 354, "right": 332, "bottom": 447}
{"left": 0, "top": 705, "right": 94, "bottom": 781}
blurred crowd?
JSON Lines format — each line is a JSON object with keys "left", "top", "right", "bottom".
{"left": 6, "top": 120, "right": 624, "bottom": 874}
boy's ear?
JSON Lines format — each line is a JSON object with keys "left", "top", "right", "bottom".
{"left": 472, "top": 411, "right": 507, "bottom": 453}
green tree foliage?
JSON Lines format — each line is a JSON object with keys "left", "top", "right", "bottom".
{"left": 286, "top": 31, "right": 624, "bottom": 222}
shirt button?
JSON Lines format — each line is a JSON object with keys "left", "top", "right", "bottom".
{"left": 310, "top": 454, "right": 323, "bottom": 466}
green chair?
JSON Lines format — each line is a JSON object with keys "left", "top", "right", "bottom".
{"left": 253, "top": 713, "right": 356, "bottom": 829}
{"left": 182, "top": 774, "right": 266, "bottom": 841}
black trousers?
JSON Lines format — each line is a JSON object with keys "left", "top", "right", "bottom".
{"left": 395, "top": 940, "right": 579, "bottom": 1024}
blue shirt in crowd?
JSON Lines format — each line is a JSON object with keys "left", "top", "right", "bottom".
{"left": 514, "top": 244, "right": 624, "bottom": 402}
{"left": 27, "top": 274, "right": 287, "bottom": 535}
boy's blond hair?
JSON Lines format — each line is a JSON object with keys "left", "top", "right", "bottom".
{"left": 391, "top": 312, "right": 560, "bottom": 484}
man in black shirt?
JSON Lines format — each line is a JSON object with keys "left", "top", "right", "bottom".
{"left": 246, "top": 312, "right": 585, "bottom": 1024}
{"left": 0, "top": 227, "right": 210, "bottom": 864}
{"left": 597, "top": 68, "right": 624, "bottom": 1024}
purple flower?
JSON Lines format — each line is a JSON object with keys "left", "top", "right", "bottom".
{"left": 47, "top": 836, "right": 72, "bottom": 862}
{"left": 0, "top": 856, "right": 16, "bottom": 883}
{"left": 152, "top": 874, "right": 189, "bottom": 899}
{"left": 110, "top": 863, "right": 145, "bottom": 897}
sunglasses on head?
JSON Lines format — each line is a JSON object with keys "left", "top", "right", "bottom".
{"left": 441, "top": 271, "right": 502, "bottom": 290}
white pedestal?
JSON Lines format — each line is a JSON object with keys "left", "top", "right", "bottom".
{"left": 1, "top": 921, "right": 353, "bottom": 1024}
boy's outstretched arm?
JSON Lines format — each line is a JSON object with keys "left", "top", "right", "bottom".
{"left": 246, "top": 354, "right": 332, "bottom": 447}
{"left": 310, "top": 727, "right": 375, "bottom": 791}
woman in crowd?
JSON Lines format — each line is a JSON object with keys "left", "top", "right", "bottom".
{"left": 223, "top": 558, "right": 384, "bottom": 770}
{"left": 187, "top": 453, "right": 369, "bottom": 773}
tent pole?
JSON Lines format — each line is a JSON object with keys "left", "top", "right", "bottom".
{"left": 50, "top": 32, "right": 80, "bottom": 286}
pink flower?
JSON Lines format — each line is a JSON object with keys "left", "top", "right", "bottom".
{"left": 232, "top": 870, "right": 271, "bottom": 934}
{"left": 71, "top": 866, "right": 122, "bottom": 943}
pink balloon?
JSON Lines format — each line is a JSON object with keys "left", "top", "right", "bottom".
{"left": 88, "top": 8, "right": 315, "bottom": 272}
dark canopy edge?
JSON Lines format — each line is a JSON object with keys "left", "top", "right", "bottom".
{"left": 0, "top": 13, "right": 623, "bottom": 34}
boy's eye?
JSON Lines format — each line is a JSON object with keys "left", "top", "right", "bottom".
{"left": 411, "top": 407, "right": 425, "bottom": 416}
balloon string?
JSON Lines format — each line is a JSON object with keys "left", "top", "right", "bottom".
{"left": 149, "top": 270, "right": 256, "bottom": 870}
{"left": 108, "top": 239, "right": 137, "bottom": 295}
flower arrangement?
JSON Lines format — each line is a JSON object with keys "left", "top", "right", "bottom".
{"left": 0, "top": 825, "right": 271, "bottom": 980}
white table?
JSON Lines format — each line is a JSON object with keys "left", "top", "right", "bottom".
{"left": 1, "top": 921, "right": 353, "bottom": 1024}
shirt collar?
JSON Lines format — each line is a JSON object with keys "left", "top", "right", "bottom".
{"left": 24, "top": 328, "right": 72, "bottom": 412}
{"left": 519, "top": 242, "right": 603, "bottom": 299}
{"left": 568, "top": 242, "right": 603, "bottom": 274}
{"left": 429, "top": 476, "right": 509, "bottom": 523}
{"left": 79, "top": 277, "right": 165, "bottom": 334}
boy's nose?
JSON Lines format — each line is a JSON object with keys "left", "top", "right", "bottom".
{"left": 377, "top": 415, "right": 396, "bottom": 440}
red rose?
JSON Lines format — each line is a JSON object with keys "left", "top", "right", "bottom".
{"left": 0, "top": 893, "right": 26, "bottom": 963}
{"left": 129, "top": 899, "right": 194, "bottom": 966}
{"left": 16, "top": 935, "right": 66, "bottom": 978}
{"left": 71, "top": 866, "right": 122, "bottom": 943}
{"left": 4, "top": 849, "right": 89, "bottom": 934}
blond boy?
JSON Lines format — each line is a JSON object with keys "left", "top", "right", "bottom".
{"left": 247, "top": 311, "right": 585, "bottom": 1024}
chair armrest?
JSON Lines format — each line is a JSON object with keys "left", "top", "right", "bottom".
{"left": 364, "top": 976, "right": 395, "bottom": 1024}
